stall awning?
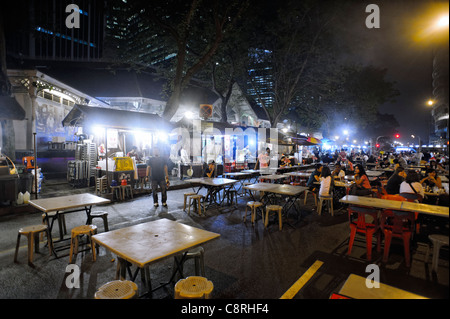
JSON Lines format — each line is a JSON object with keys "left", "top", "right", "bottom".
{"left": 62, "top": 104, "right": 173, "bottom": 131}
{"left": 291, "top": 135, "right": 322, "bottom": 146}
{"left": 0, "top": 96, "right": 25, "bottom": 120}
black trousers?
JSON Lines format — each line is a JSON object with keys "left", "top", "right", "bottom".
{"left": 151, "top": 179, "right": 167, "bottom": 203}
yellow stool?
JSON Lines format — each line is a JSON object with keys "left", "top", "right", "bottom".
{"left": 265, "top": 205, "right": 283, "bottom": 230}
{"left": 303, "top": 189, "right": 318, "bottom": 207}
{"left": 188, "top": 195, "right": 204, "bottom": 216}
{"left": 183, "top": 192, "right": 197, "bottom": 211}
{"left": 318, "top": 193, "right": 334, "bottom": 216}
{"left": 94, "top": 280, "right": 138, "bottom": 299}
{"left": 14, "top": 225, "right": 52, "bottom": 265}
{"left": 69, "top": 225, "right": 98, "bottom": 263}
{"left": 121, "top": 185, "right": 133, "bottom": 200}
{"left": 174, "top": 276, "right": 214, "bottom": 299}
{"left": 244, "top": 201, "right": 264, "bottom": 225}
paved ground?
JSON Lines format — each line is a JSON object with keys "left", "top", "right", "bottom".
{"left": 0, "top": 177, "right": 448, "bottom": 302}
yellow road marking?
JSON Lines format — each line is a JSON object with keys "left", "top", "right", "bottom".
{"left": 280, "top": 260, "right": 324, "bottom": 299}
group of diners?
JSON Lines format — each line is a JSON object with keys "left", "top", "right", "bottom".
{"left": 304, "top": 160, "right": 449, "bottom": 207}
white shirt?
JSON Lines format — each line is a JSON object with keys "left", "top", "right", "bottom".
{"left": 319, "top": 176, "right": 332, "bottom": 196}
{"left": 399, "top": 181, "right": 424, "bottom": 198}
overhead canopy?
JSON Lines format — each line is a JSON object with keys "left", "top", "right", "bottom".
{"left": 62, "top": 104, "right": 173, "bottom": 132}
{"left": 0, "top": 95, "right": 25, "bottom": 120}
{"left": 291, "top": 135, "right": 322, "bottom": 146}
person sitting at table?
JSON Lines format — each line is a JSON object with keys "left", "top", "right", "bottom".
{"left": 306, "top": 164, "right": 323, "bottom": 191}
{"left": 378, "top": 157, "right": 390, "bottom": 168}
{"left": 204, "top": 160, "right": 215, "bottom": 178}
{"left": 319, "top": 166, "right": 333, "bottom": 197}
{"left": 280, "top": 155, "right": 290, "bottom": 167}
{"left": 349, "top": 164, "right": 372, "bottom": 196}
{"left": 429, "top": 159, "right": 448, "bottom": 175}
{"left": 331, "top": 162, "right": 345, "bottom": 181}
{"left": 399, "top": 170, "right": 424, "bottom": 202}
{"left": 420, "top": 168, "right": 442, "bottom": 189}
{"left": 385, "top": 167, "right": 407, "bottom": 195}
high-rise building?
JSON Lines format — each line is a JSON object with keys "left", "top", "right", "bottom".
{"left": 3, "top": 0, "right": 105, "bottom": 61}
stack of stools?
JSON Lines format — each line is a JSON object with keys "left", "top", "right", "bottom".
{"left": 69, "top": 225, "right": 98, "bottom": 263}
{"left": 87, "top": 211, "right": 109, "bottom": 232}
{"left": 174, "top": 276, "right": 214, "bottom": 299}
{"left": 244, "top": 201, "right": 264, "bottom": 225}
{"left": 265, "top": 205, "right": 283, "bottom": 230}
{"left": 14, "top": 225, "right": 52, "bottom": 266}
{"left": 94, "top": 280, "right": 138, "bottom": 299}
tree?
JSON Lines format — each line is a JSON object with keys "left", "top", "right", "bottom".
{"left": 243, "top": 0, "right": 339, "bottom": 128}
{"left": 107, "top": 0, "right": 249, "bottom": 121}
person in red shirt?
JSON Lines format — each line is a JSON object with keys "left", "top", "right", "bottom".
{"left": 350, "top": 164, "right": 372, "bottom": 196}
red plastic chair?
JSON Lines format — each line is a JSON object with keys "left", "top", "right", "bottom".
{"left": 380, "top": 194, "right": 414, "bottom": 267}
{"left": 347, "top": 205, "right": 381, "bottom": 261}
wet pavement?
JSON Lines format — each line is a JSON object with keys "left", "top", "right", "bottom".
{"left": 0, "top": 177, "right": 448, "bottom": 301}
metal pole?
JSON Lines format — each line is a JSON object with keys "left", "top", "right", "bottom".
{"left": 33, "top": 132, "right": 38, "bottom": 199}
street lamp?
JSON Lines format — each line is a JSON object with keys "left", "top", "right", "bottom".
{"left": 411, "top": 134, "right": 422, "bottom": 151}
{"left": 427, "top": 99, "right": 434, "bottom": 106}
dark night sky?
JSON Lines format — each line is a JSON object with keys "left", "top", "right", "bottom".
{"left": 338, "top": 0, "right": 448, "bottom": 145}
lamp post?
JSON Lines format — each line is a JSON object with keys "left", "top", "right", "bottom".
{"left": 411, "top": 134, "right": 421, "bottom": 152}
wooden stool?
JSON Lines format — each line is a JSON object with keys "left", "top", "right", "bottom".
{"left": 244, "top": 201, "right": 264, "bottom": 225}
{"left": 87, "top": 211, "right": 109, "bottom": 232}
{"left": 121, "top": 185, "right": 133, "bottom": 200}
{"left": 304, "top": 189, "right": 318, "bottom": 206}
{"left": 265, "top": 205, "right": 283, "bottom": 230}
{"left": 188, "top": 195, "right": 204, "bottom": 216}
{"left": 173, "top": 246, "right": 205, "bottom": 278}
{"left": 174, "top": 276, "right": 214, "bottom": 299}
{"left": 41, "top": 211, "right": 67, "bottom": 239}
{"left": 183, "top": 192, "right": 197, "bottom": 211}
{"left": 94, "top": 280, "right": 138, "bottom": 299}
{"left": 318, "top": 193, "right": 334, "bottom": 216}
{"left": 69, "top": 225, "right": 98, "bottom": 263}
{"left": 426, "top": 234, "right": 449, "bottom": 273}
{"left": 111, "top": 186, "right": 122, "bottom": 201}
{"left": 226, "top": 189, "right": 238, "bottom": 206}
{"left": 14, "top": 225, "right": 52, "bottom": 265}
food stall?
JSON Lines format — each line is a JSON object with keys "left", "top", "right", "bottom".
{"left": 62, "top": 105, "right": 173, "bottom": 193}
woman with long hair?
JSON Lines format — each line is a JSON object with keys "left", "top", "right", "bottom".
{"left": 350, "top": 164, "right": 372, "bottom": 196}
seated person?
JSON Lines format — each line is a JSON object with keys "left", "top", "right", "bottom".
{"left": 399, "top": 170, "right": 424, "bottom": 201}
{"left": 420, "top": 168, "right": 442, "bottom": 189}
{"left": 204, "top": 160, "right": 215, "bottom": 178}
{"left": 385, "top": 167, "right": 406, "bottom": 194}
{"left": 349, "top": 164, "right": 372, "bottom": 196}
{"left": 378, "top": 157, "right": 390, "bottom": 168}
{"left": 280, "top": 155, "right": 290, "bottom": 167}
{"left": 306, "top": 164, "right": 323, "bottom": 191}
{"left": 319, "top": 166, "right": 333, "bottom": 197}
{"left": 331, "top": 162, "right": 345, "bottom": 180}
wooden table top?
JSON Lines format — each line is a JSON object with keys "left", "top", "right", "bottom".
{"left": 92, "top": 219, "right": 220, "bottom": 268}
{"left": 244, "top": 183, "right": 308, "bottom": 196}
{"left": 259, "top": 174, "right": 288, "bottom": 180}
{"left": 223, "top": 172, "right": 253, "bottom": 177}
{"left": 28, "top": 193, "right": 110, "bottom": 212}
{"left": 339, "top": 195, "right": 449, "bottom": 217}
{"left": 338, "top": 274, "right": 428, "bottom": 299}
{"left": 283, "top": 172, "right": 311, "bottom": 177}
{"left": 189, "top": 177, "right": 238, "bottom": 186}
